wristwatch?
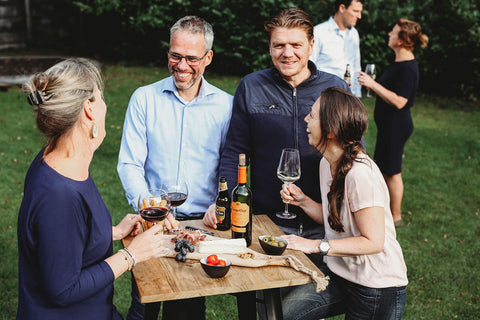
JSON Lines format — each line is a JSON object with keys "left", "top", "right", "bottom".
{"left": 319, "top": 239, "right": 330, "bottom": 256}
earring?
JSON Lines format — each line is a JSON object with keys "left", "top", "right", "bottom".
{"left": 92, "top": 123, "right": 98, "bottom": 138}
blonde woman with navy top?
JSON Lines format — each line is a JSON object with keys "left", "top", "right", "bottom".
{"left": 17, "top": 58, "right": 177, "bottom": 319}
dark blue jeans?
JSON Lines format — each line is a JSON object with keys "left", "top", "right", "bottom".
{"left": 282, "top": 266, "right": 407, "bottom": 320}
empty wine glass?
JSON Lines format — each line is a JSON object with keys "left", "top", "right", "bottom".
{"left": 365, "top": 64, "right": 376, "bottom": 97}
{"left": 162, "top": 178, "right": 188, "bottom": 220}
{"left": 137, "top": 189, "right": 171, "bottom": 233}
{"left": 276, "top": 148, "right": 301, "bottom": 220}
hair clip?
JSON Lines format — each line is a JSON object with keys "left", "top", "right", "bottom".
{"left": 27, "top": 90, "right": 46, "bottom": 106}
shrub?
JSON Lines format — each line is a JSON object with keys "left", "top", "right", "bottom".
{"left": 21, "top": 0, "right": 480, "bottom": 100}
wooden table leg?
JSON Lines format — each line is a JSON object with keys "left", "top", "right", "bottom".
{"left": 236, "top": 291, "right": 257, "bottom": 320}
{"left": 263, "top": 288, "right": 283, "bottom": 320}
{"left": 143, "top": 302, "right": 161, "bottom": 320}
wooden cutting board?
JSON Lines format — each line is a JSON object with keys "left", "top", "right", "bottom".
{"left": 160, "top": 234, "right": 292, "bottom": 267}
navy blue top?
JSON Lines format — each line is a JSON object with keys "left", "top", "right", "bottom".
{"left": 220, "top": 61, "right": 349, "bottom": 229}
{"left": 17, "top": 151, "right": 122, "bottom": 320}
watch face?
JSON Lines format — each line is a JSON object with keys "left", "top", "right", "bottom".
{"left": 320, "top": 240, "right": 330, "bottom": 253}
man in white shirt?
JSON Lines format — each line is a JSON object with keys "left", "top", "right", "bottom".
{"left": 310, "top": 0, "right": 364, "bottom": 97}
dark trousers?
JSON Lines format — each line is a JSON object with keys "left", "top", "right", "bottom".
{"left": 126, "top": 277, "right": 206, "bottom": 320}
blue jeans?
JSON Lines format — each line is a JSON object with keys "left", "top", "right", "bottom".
{"left": 282, "top": 266, "right": 407, "bottom": 320}
{"left": 257, "top": 224, "right": 325, "bottom": 320}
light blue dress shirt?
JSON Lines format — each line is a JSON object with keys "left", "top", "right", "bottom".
{"left": 117, "top": 76, "right": 233, "bottom": 218}
{"left": 311, "top": 17, "right": 362, "bottom": 97}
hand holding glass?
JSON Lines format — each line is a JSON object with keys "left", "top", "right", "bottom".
{"left": 365, "top": 64, "right": 376, "bottom": 97}
{"left": 276, "top": 148, "right": 301, "bottom": 220}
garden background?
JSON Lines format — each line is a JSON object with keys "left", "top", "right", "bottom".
{"left": 1, "top": 0, "right": 479, "bottom": 319}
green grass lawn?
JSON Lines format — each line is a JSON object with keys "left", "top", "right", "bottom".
{"left": 1, "top": 64, "right": 479, "bottom": 319}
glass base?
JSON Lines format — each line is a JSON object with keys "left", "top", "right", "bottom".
{"left": 276, "top": 211, "right": 297, "bottom": 219}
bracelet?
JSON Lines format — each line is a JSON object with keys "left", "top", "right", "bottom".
{"left": 119, "top": 248, "right": 135, "bottom": 271}
{"left": 118, "top": 249, "right": 132, "bottom": 270}
{"left": 123, "top": 248, "right": 136, "bottom": 268}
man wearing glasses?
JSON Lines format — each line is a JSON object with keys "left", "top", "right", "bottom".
{"left": 118, "top": 16, "right": 233, "bottom": 320}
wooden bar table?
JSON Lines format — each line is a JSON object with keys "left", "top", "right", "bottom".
{"left": 122, "top": 214, "right": 325, "bottom": 320}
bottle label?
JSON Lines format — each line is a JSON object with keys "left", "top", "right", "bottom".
{"left": 216, "top": 206, "right": 226, "bottom": 222}
{"left": 219, "top": 181, "right": 227, "bottom": 192}
{"left": 231, "top": 201, "right": 249, "bottom": 232}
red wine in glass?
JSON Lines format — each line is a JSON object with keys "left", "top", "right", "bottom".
{"left": 138, "top": 189, "right": 171, "bottom": 232}
{"left": 139, "top": 206, "right": 169, "bottom": 222}
{"left": 168, "top": 192, "right": 188, "bottom": 207}
{"left": 162, "top": 179, "right": 188, "bottom": 220}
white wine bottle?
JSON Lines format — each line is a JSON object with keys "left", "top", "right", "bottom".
{"left": 231, "top": 154, "right": 252, "bottom": 246}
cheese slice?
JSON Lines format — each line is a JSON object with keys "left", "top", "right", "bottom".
{"left": 198, "top": 238, "right": 248, "bottom": 254}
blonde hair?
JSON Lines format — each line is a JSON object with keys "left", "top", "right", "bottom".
{"left": 398, "top": 18, "right": 429, "bottom": 50}
{"left": 23, "top": 58, "right": 103, "bottom": 154}
{"left": 264, "top": 7, "right": 314, "bottom": 42}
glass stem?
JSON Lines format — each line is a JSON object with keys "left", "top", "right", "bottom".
{"left": 284, "top": 202, "right": 289, "bottom": 214}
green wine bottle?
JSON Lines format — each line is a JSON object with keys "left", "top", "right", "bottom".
{"left": 231, "top": 154, "right": 252, "bottom": 246}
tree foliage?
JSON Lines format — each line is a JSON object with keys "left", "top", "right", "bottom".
{"left": 25, "top": 0, "right": 480, "bottom": 99}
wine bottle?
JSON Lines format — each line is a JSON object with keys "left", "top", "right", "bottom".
{"left": 231, "top": 154, "right": 252, "bottom": 246}
{"left": 215, "top": 176, "right": 231, "bottom": 231}
{"left": 344, "top": 64, "right": 351, "bottom": 87}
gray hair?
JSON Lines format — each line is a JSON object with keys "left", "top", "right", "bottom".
{"left": 23, "top": 58, "right": 103, "bottom": 154}
{"left": 170, "top": 16, "right": 214, "bottom": 51}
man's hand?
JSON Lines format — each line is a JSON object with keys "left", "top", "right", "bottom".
{"left": 163, "top": 213, "right": 180, "bottom": 231}
{"left": 202, "top": 203, "right": 218, "bottom": 228}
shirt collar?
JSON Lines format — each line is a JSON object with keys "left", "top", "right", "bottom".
{"left": 328, "top": 16, "right": 352, "bottom": 35}
{"left": 163, "top": 75, "right": 214, "bottom": 101}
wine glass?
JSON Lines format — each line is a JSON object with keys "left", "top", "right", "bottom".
{"left": 276, "top": 148, "right": 301, "bottom": 220}
{"left": 365, "top": 64, "right": 376, "bottom": 97}
{"left": 162, "top": 178, "right": 188, "bottom": 220}
{"left": 137, "top": 189, "right": 171, "bottom": 233}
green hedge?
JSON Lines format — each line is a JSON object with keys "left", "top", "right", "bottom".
{"left": 23, "top": 0, "right": 480, "bottom": 100}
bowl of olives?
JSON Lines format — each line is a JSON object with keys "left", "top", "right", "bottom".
{"left": 258, "top": 235, "right": 288, "bottom": 255}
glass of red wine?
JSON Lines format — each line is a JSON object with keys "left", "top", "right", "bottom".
{"left": 137, "top": 189, "right": 171, "bottom": 234}
{"left": 162, "top": 178, "right": 188, "bottom": 221}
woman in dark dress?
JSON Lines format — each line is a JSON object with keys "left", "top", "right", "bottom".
{"left": 358, "top": 18, "right": 428, "bottom": 227}
{"left": 17, "top": 58, "right": 179, "bottom": 319}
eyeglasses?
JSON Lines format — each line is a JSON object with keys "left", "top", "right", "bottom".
{"left": 167, "top": 51, "right": 208, "bottom": 66}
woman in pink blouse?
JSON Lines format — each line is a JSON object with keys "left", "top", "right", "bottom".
{"left": 280, "top": 87, "right": 408, "bottom": 320}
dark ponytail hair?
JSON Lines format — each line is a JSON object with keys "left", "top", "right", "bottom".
{"left": 315, "top": 87, "right": 368, "bottom": 232}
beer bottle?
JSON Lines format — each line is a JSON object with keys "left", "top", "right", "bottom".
{"left": 344, "top": 64, "right": 351, "bottom": 87}
{"left": 231, "top": 154, "right": 252, "bottom": 246}
{"left": 215, "top": 176, "right": 231, "bottom": 231}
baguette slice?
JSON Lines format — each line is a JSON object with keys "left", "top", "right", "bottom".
{"left": 198, "top": 238, "right": 248, "bottom": 254}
